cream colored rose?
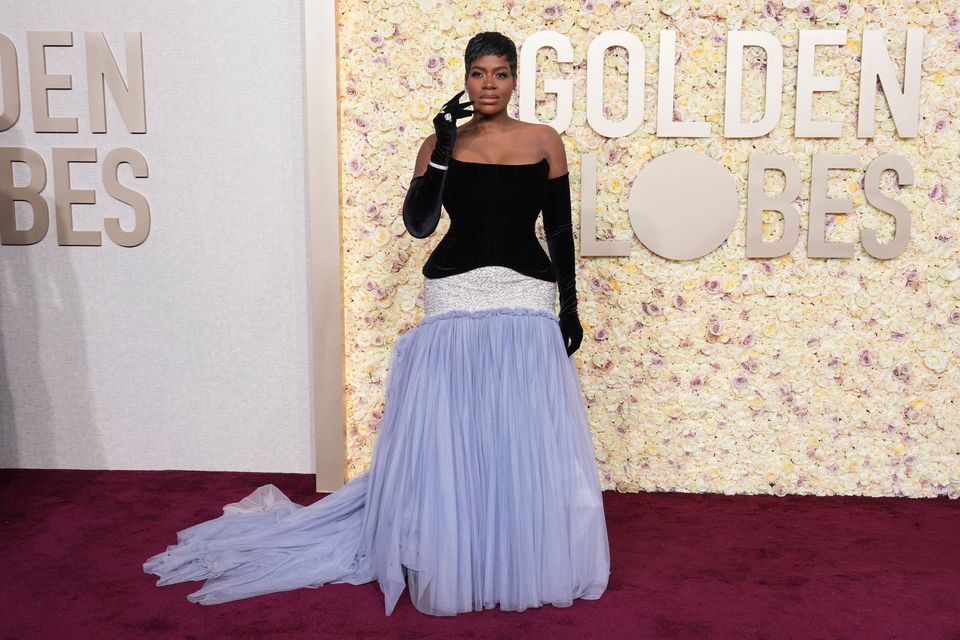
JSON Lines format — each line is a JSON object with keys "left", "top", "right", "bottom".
{"left": 923, "top": 350, "right": 949, "bottom": 373}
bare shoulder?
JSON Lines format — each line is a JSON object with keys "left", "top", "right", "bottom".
{"left": 536, "top": 123, "right": 568, "bottom": 178}
{"left": 420, "top": 131, "right": 437, "bottom": 155}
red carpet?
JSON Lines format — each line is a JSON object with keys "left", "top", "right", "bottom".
{"left": 1, "top": 469, "right": 957, "bottom": 639}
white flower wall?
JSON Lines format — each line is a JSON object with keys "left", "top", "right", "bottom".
{"left": 337, "top": 0, "right": 960, "bottom": 498}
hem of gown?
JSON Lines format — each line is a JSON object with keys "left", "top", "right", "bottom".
{"left": 400, "top": 563, "right": 609, "bottom": 616}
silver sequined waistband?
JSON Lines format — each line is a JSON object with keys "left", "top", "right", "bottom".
{"left": 423, "top": 266, "right": 557, "bottom": 317}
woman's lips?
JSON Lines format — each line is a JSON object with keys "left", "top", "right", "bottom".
{"left": 479, "top": 96, "right": 499, "bottom": 103}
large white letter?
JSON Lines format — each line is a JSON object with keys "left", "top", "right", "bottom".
{"left": 795, "top": 29, "right": 846, "bottom": 138}
{"left": 861, "top": 154, "right": 913, "bottom": 259}
{"left": 518, "top": 31, "right": 573, "bottom": 132}
{"left": 857, "top": 29, "right": 923, "bottom": 138}
{"left": 0, "top": 34, "right": 20, "bottom": 131}
{"left": 586, "top": 30, "right": 644, "bottom": 138}
{"left": 724, "top": 31, "right": 783, "bottom": 138}
{"left": 579, "top": 154, "right": 632, "bottom": 257}
{"left": 27, "top": 31, "right": 78, "bottom": 133}
{"left": 807, "top": 153, "right": 859, "bottom": 258}
{"left": 85, "top": 32, "right": 147, "bottom": 134}
{"left": 657, "top": 30, "right": 710, "bottom": 138}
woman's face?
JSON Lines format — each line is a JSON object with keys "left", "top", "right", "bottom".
{"left": 464, "top": 54, "right": 515, "bottom": 114}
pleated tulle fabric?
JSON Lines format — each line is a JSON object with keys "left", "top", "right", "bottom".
{"left": 144, "top": 305, "right": 610, "bottom": 616}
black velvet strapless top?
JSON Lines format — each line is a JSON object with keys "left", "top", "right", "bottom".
{"left": 421, "top": 157, "right": 557, "bottom": 282}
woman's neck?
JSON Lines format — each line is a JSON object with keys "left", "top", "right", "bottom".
{"left": 466, "top": 110, "right": 514, "bottom": 134}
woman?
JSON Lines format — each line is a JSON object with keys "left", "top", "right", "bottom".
{"left": 144, "top": 31, "right": 610, "bottom": 617}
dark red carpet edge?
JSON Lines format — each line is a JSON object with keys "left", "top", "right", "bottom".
{"left": 0, "top": 469, "right": 957, "bottom": 640}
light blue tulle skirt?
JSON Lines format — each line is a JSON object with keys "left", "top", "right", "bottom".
{"left": 144, "top": 266, "right": 610, "bottom": 616}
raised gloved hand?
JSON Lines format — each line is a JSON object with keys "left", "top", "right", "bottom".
{"left": 402, "top": 91, "right": 474, "bottom": 238}
{"left": 542, "top": 172, "right": 583, "bottom": 357}
{"left": 430, "top": 89, "right": 474, "bottom": 167}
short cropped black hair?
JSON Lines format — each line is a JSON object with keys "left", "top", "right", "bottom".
{"left": 464, "top": 32, "right": 517, "bottom": 81}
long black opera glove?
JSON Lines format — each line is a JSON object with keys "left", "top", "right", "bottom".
{"left": 402, "top": 91, "right": 473, "bottom": 239}
{"left": 542, "top": 172, "right": 583, "bottom": 357}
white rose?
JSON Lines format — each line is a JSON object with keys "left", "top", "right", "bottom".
{"left": 940, "top": 264, "right": 960, "bottom": 282}
{"left": 923, "top": 350, "right": 949, "bottom": 373}
{"left": 660, "top": 0, "right": 681, "bottom": 16}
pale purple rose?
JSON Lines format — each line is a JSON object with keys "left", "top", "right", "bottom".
{"left": 732, "top": 375, "right": 749, "bottom": 389}
{"left": 425, "top": 55, "right": 443, "bottom": 73}
{"left": 353, "top": 116, "right": 370, "bottom": 132}
{"left": 372, "top": 334, "right": 385, "bottom": 347}
{"left": 890, "top": 331, "right": 906, "bottom": 341}
{"left": 707, "top": 319, "right": 724, "bottom": 337}
{"left": 893, "top": 364, "right": 913, "bottom": 384}
{"left": 741, "top": 332, "right": 757, "bottom": 347}
{"left": 949, "top": 310, "right": 960, "bottom": 325}
{"left": 364, "top": 203, "right": 380, "bottom": 218}
{"left": 368, "top": 32, "right": 384, "bottom": 48}
{"left": 605, "top": 149, "right": 621, "bottom": 165}
{"left": 798, "top": 2, "right": 814, "bottom": 19}
{"left": 344, "top": 84, "right": 358, "bottom": 98}
{"left": 581, "top": 0, "right": 596, "bottom": 11}
{"left": 543, "top": 4, "right": 562, "bottom": 19}
{"left": 837, "top": 1, "right": 850, "bottom": 13}
{"left": 949, "top": 15, "right": 960, "bottom": 30}
{"left": 859, "top": 349, "right": 875, "bottom": 366}
{"left": 690, "top": 375, "right": 704, "bottom": 390}
{"left": 934, "top": 118, "right": 950, "bottom": 133}
{"left": 741, "top": 358, "right": 759, "bottom": 374}
{"left": 762, "top": 1, "right": 780, "bottom": 19}
{"left": 929, "top": 183, "right": 947, "bottom": 204}
{"left": 594, "top": 327, "right": 609, "bottom": 341}
{"left": 760, "top": 262, "right": 773, "bottom": 274}
{"left": 674, "top": 295, "right": 687, "bottom": 310}
{"left": 346, "top": 157, "right": 364, "bottom": 176}
{"left": 704, "top": 279, "right": 720, "bottom": 293}
{"left": 589, "top": 276, "right": 603, "bottom": 292}
{"left": 905, "top": 269, "right": 920, "bottom": 292}
{"left": 642, "top": 301, "right": 662, "bottom": 316}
